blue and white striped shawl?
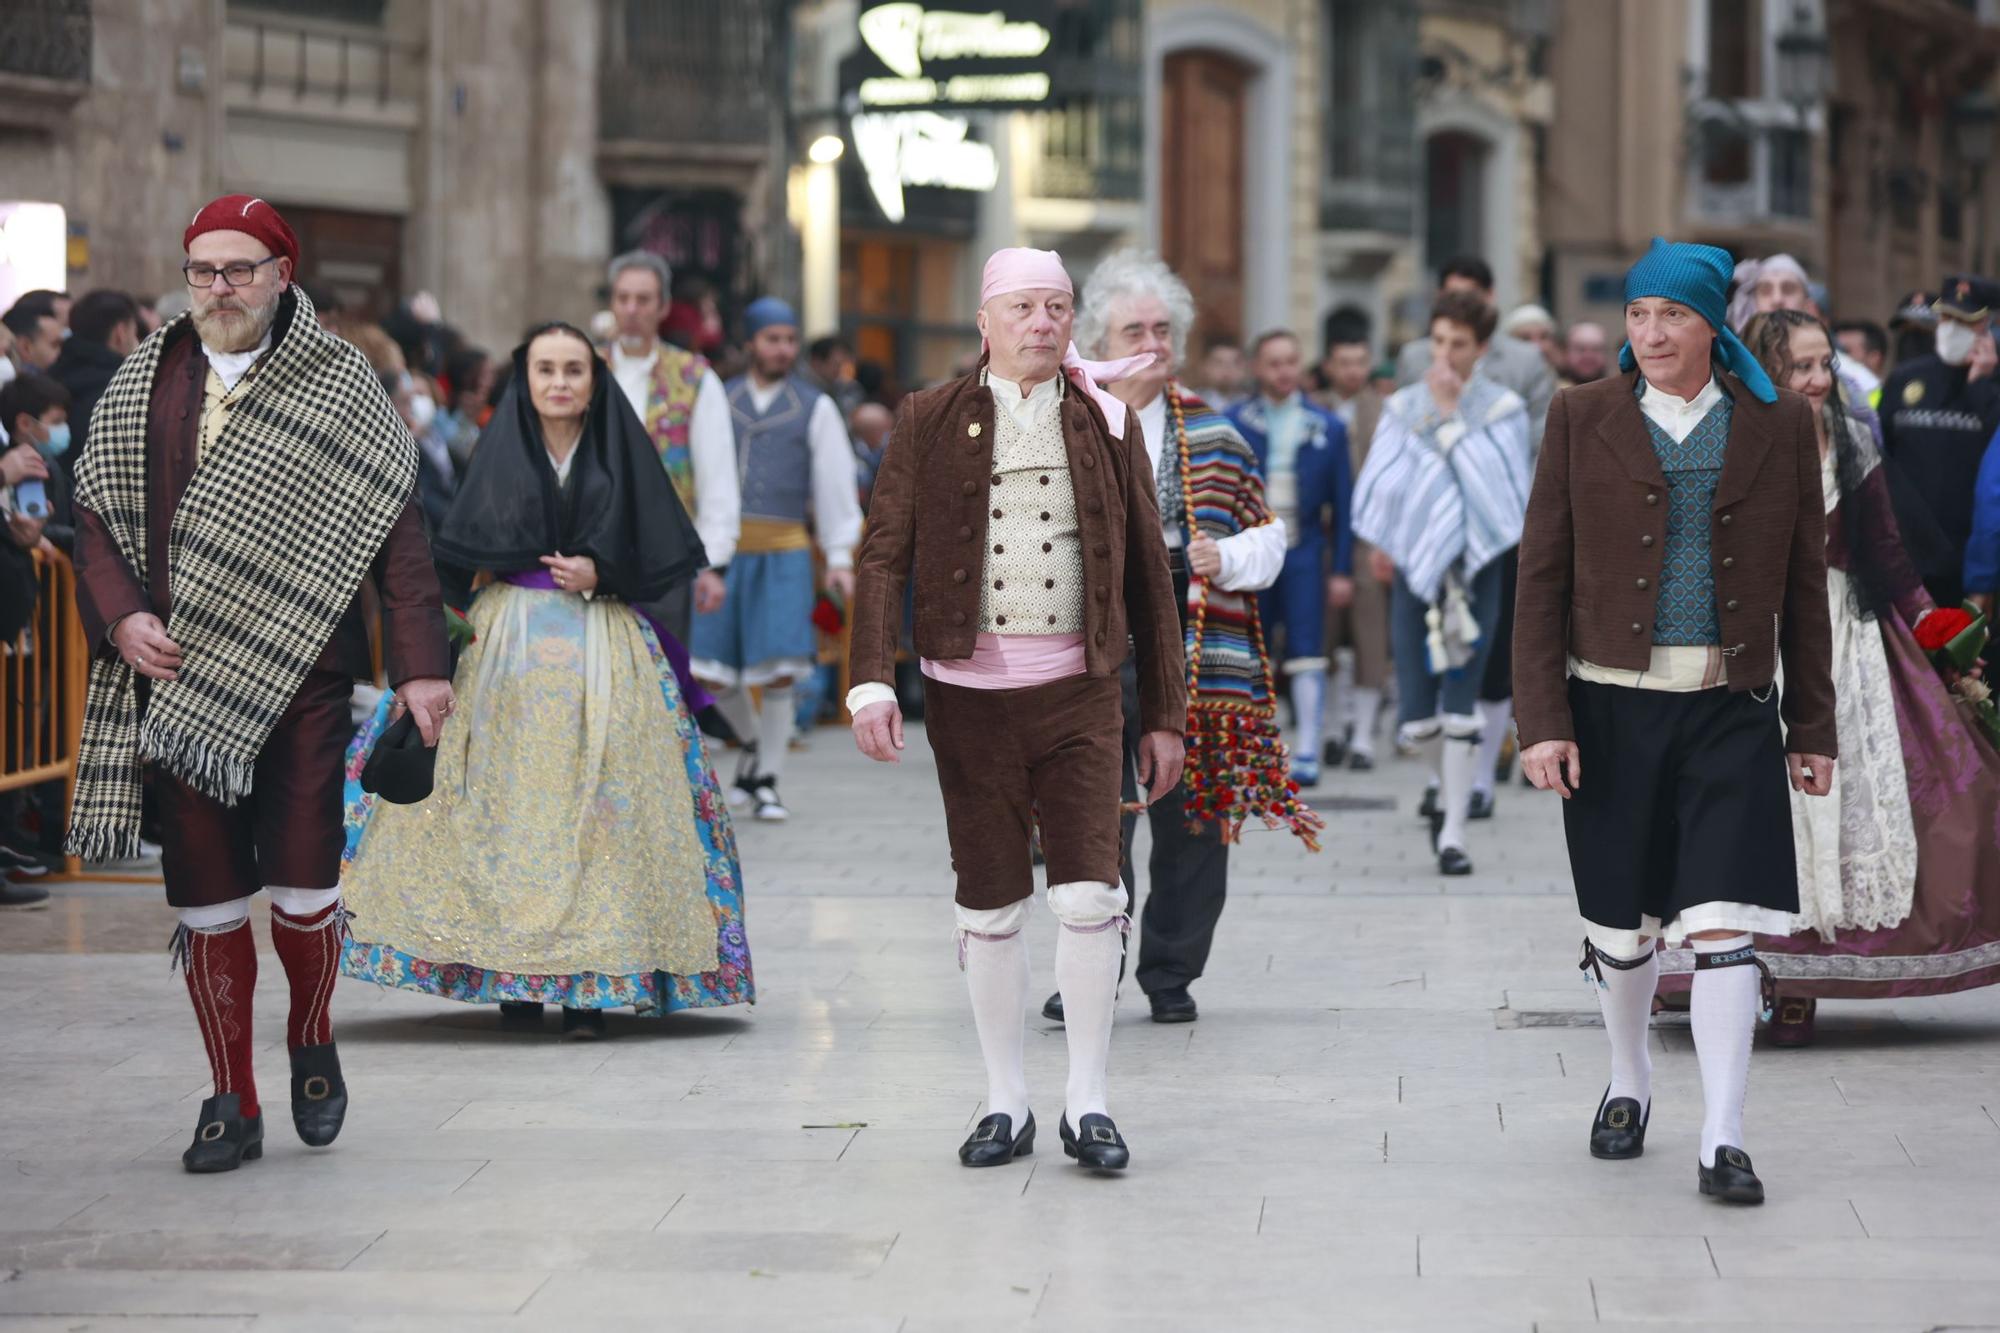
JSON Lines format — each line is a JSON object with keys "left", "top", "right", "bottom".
{"left": 1350, "top": 374, "right": 1531, "bottom": 603}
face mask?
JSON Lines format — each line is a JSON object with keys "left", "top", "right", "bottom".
{"left": 408, "top": 393, "right": 437, "bottom": 432}
{"left": 1937, "top": 319, "right": 1979, "bottom": 367}
{"left": 34, "top": 422, "right": 70, "bottom": 460}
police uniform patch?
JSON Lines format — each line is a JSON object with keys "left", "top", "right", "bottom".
{"left": 1903, "top": 379, "right": 1926, "bottom": 406}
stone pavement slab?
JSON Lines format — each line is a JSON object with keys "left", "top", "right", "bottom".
{"left": 1, "top": 721, "right": 1997, "bottom": 1331}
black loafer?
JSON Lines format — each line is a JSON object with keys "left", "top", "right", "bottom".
{"left": 1589, "top": 1088, "right": 1648, "bottom": 1159}
{"left": 1468, "top": 789, "right": 1495, "bottom": 820}
{"left": 1041, "top": 991, "right": 1065, "bottom": 1023}
{"left": 183, "top": 1093, "right": 263, "bottom": 1174}
{"left": 1346, "top": 751, "right": 1374, "bottom": 772}
{"left": 1148, "top": 987, "right": 1197, "bottom": 1023}
{"left": 561, "top": 1007, "right": 608, "bottom": 1041}
{"left": 1417, "top": 785, "right": 1440, "bottom": 821}
{"left": 1060, "top": 1113, "right": 1130, "bottom": 1172}
{"left": 498, "top": 1000, "right": 545, "bottom": 1027}
{"left": 1699, "top": 1145, "right": 1765, "bottom": 1204}
{"left": 959, "top": 1111, "right": 1035, "bottom": 1167}
{"left": 1438, "top": 846, "right": 1473, "bottom": 876}
{"left": 289, "top": 1043, "right": 348, "bottom": 1148}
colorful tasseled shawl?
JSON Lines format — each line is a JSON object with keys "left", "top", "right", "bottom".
{"left": 1168, "top": 382, "right": 1324, "bottom": 849}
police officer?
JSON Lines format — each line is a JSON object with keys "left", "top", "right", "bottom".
{"left": 1878, "top": 275, "right": 2000, "bottom": 607}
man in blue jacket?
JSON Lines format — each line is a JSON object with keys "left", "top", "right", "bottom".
{"left": 1967, "top": 428, "right": 2000, "bottom": 612}
{"left": 1228, "top": 330, "right": 1353, "bottom": 786}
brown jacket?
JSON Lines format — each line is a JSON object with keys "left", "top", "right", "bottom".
{"left": 72, "top": 319, "right": 448, "bottom": 689}
{"left": 1513, "top": 370, "right": 1837, "bottom": 758}
{"left": 849, "top": 367, "right": 1187, "bottom": 735}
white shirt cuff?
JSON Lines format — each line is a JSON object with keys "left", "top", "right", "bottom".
{"left": 824, "top": 550, "right": 854, "bottom": 571}
{"left": 845, "top": 682, "right": 897, "bottom": 713}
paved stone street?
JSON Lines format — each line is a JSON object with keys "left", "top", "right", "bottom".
{"left": 3, "top": 725, "right": 1999, "bottom": 1332}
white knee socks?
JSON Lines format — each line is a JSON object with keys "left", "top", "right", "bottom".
{"left": 1289, "top": 667, "right": 1327, "bottom": 767}
{"left": 962, "top": 928, "right": 1030, "bottom": 1127}
{"left": 713, "top": 687, "right": 758, "bottom": 756}
{"left": 1691, "top": 934, "right": 1759, "bottom": 1163}
{"left": 757, "top": 685, "right": 795, "bottom": 783}
{"left": 1437, "top": 735, "right": 1479, "bottom": 855}
{"left": 1350, "top": 686, "right": 1383, "bottom": 759}
{"left": 1591, "top": 944, "right": 1657, "bottom": 1107}
{"left": 1474, "top": 697, "right": 1513, "bottom": 797}
{"left": 1056, "top": 919, "right": 1122, "bottom": 1121}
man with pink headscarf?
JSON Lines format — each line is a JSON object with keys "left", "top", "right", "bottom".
{"left": 846, "top": 248, "right": 1185, "bottom": 1173}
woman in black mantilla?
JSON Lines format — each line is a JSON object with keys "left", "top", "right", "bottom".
{"left": 339, "top": 322, "right": 755, "bottom": 1037}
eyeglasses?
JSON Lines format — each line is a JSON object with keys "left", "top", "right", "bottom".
{"left": 182, "top": 257, "right": 281, "bottom": 288}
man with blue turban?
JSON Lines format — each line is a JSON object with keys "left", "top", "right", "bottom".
{"left": 1513, "top": 238, "right": 1838, "bottom": 1205}
{"left": 690, "top": 296, "right": 863, "bottom": 821}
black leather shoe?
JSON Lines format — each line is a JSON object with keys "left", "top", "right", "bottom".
{"left": 498, "top": 1000, "right": 545, "bottom": 1027}
{"left": 1346, "top": 751, "right": 1374, "bottom": 772}
{"left": 289, "top": 1044, "right": 348, "bottom": 1148}
{"left": 1588, "top": 1088, "right": 1648, "bottom": 1159}
{"left": 1439, "top": 846, "right": 1472, "bottom": 876}
{"left": 1148, "top": 987, "right": 1197, "bottom": 1023}
{"left": 1417, "top": 784, "right": 1440, "bottom": 821}
{"left": 1321, "top": 735, "right": 1348, "bottom": 767}
{"left": 959, "top": 1111, "right": 1035, "bottom": 1167}
{"left": 183, "top": 1093, "right": 263, "bottom": 1174}
{"left": 1699, "top": 1145, "right": 1765, "bottom": 1204}
{"left": 1041, "top": 991, "right": 1065, "bottom": 1023}
{"left": 1060, "top": 1113, "right": 1130, "bottom": 1172}
{"left": 561, "top": 1007, "right": 608, "bottom": 1041}
{"left": 1468, "top": 789, "right": 1495, "bottom": 820}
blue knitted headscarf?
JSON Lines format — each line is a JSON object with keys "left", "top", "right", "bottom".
{"left": 1617, "top": 237, "right": 1778, "bottom": 404}
{"left": 743, "top": 296, "right": 798, "bottom": 337}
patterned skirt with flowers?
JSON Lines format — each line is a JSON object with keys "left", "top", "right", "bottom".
{"left": 338, "top": 582, "right": 753, "bottom": 1013}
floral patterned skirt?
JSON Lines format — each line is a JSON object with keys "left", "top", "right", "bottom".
{"left": 338, "top": 583, "right": 753, "bottom": 1013}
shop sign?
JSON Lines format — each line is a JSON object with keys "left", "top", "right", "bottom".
{"left": 850, "top": 110, "right": 1000, "bottom": 223}
{"left": 855, "top": 2, "right": 1055, "bottom": 109}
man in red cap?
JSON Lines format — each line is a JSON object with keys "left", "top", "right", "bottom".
{"left": 67, "top": 194, "right": 455, "bottom": 1173}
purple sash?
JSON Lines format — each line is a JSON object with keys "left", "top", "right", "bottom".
{"left": 499, "top": 570, "right": 713, "bottom": 714}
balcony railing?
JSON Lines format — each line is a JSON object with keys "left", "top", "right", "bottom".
{"left": 223, "top": 10, "right": 418, "bottom": 109}
{"left": 1028, "top": 98, "right": 1141, "bottom": 201}
{"left": 0, "top": 0, "right": 91, "bottom": 88}
{"left": 599, "top": 0, "right": 780, "bottom": 149}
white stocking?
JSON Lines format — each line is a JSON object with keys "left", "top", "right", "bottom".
{"left": 1691, "top": 934, "right": 1759, "bottom": 1163}
{"left": 1049, "top": 880, "right": 1124, "bottom": 1122}
{"left": 757, "top": 685, "right": 795, "bottom": 783}
{"left": 1437, "top": 731, "right": 1479, "bottom": 855}
{"left": 1474, "top": 697, "right": 1513, "bottom": 797}
{"left": 1589, "top": 942, "right": 1656, "bottom": 1107}
{"left": 960, "top": 920, "right": 1030, "bottom": 1128}
{"left": 1289, "top": 666, "right": 1327, "bottom": 766}
{"left": 1350, "top": 686, "right": 1383, "bottom": 759}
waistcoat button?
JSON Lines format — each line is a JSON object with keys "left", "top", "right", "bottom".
{"left": 952, "top": 569, "right": 967, "bottom": 584}
{"left": 993, "top": 544, "right": 1004, "bottom": 554}
{"left": 959, "top": 526, "right": 972, "bottom": 540}
{"left": 1726, "top": 598, "right": 1739, "bottom": 611}
{"left": 1721, "top": 556, "right": 1734, "bottom": 568}
{"left": 992, "top": 508, "right": 1003, "bottom": 519}
{"left": 1630, "top": 622, "right": 1643, "bottom": 633}
{"left": 1720, "top": 513, "right": 1733, "bottom": 526}
{"left": 1048, "top": 615, "right": 1057, "bottom": 625}
{"left": 1635, "top": 577, "right": 1648, "bottom": 589}
{"left": 952, "top": 610, "right": 967, "bottom": 626}
{"left": 994, "top": 579, "right": 1004, "bottom": 590}
{"left": 1645, "top": 493, "right": 1659, "bottom": 505}
{"left": 992, "top": 474, "right": 1002, "bottom": 486}
{"left": 1041, "top": 511, "right": 1051, "bottom": 520}
{"left": 1040, "top": 474, "right": 1051, "bottom": 485}
{"left": 1045, "top": 578, "right": 1055, "bottom": 589}
{"left": 962, "top": 480, "right": 976, "bottom": 496}
{"left": 1081, "top": 454, "right": 1095, "bottom": 470}
{"left": 996, "top": 615, "right": 1008, "bottom": 625}
{"left": 1640, "top": 534, "right": 1654, "bottom": 546}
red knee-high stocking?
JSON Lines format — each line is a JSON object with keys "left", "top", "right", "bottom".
{"left": 180, "top": 919, "right": 260, "bottom": 1118}
{"left": 269, "top": 902, "right": 344, "bottom": 1050}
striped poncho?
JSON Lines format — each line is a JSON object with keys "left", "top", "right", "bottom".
{"left": 1168, "top": 383, "right": 1323, "bottom": 849}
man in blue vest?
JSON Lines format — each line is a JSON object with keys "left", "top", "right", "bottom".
{"left": 1227, "top": 329, "right": 1353, "bottom": 786}
{"left": 690, "top": 297, "right": 862, "bottom": 821}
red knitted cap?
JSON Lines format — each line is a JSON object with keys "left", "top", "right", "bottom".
{"left": 183, "top": 194, "right": 299, "bottom": 269}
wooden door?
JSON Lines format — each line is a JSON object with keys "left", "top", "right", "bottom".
{"left": 1161, "top": 51, "right": 1250, "bottom": 353}
{"left": 280, "top": 206, "right": 404, "bottom": 323}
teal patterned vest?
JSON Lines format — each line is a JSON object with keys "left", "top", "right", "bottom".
{"left": 1642, "top": 392, "right": 1732, "bottom": 645}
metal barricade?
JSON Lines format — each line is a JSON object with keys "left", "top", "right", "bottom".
{"left": 0, "top": 548, "right": 86, "bottom": 871}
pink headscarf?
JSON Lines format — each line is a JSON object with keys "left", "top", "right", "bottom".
{"left": 979, "top": 247, "right": 1154, "bottom": 437}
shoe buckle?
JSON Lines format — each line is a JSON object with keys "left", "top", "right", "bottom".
{"left": 1606, "top": 1106, "right": 1630, "bottom": 1130}
{"left": 972, "top": 1123, "right": 998, "bottom": 1143}
{"left": 303, "top": 1075, "right": 331, "bottom": 1101}
{"left": 198, "top": 1120, "right": 227, "bottom": 1143}
{"left": 1723, "top": 1147, "right": 1749, "bottom": 1169}
{"left": 1090, "top": 1124, "right": 1116, "bottom": 1144}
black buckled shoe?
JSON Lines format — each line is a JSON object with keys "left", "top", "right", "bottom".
{"left": 1468, "top": 789, "right": 1495, "bottom": 820}
{"left": 1438, "top": 846, "right": 1473, "bottom": 876}
{"left": 1148, "top": 987, "right": 1197, "bottom": 1023}
{"left": 498, "top": 1000, "right": 545, "bottom": 1028}
{"left": 1699, "top": 1145, "right": 1765, "bottom": 1204}
{"left": 1060, "top": 1113, "right": 1130, "bottom": 1173}
{"left": 959, "top": 1111, "right": 1035, "bottom": 1167}
{"left": 183, "top": 1093, "right": 263, "bottom": 1174}
{"left": 1041, "top": 991, "right": 1065, "bottom": 1023}
{"left": 561, "top": 1007, "right": 608, "bottom": 1041}
{"left": 1588, "top": 1088, "right": 1649, "bottom": 1160}
{"left": 289, "top": 1044, "right": 348, "bottom": 1148}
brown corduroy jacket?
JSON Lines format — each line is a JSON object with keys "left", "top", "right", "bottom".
{"left": 848, "top": 366, "right": 1187, "bottom": 735}
{"left": 1512, "top": 370, "right": 1838, "bottom": 759}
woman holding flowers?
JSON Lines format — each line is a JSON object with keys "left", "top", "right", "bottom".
{"left": 1739, "top": 310, "right": 2000, "bottom": 1044}
{"left": 338, "top": 322, "right": 753, "bottom": 1039}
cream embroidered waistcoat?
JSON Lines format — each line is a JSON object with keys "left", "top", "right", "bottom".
{"left": 980, "top": 382, "right": 1085, "bottom": 634}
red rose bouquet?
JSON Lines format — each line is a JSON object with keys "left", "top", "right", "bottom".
{"left": 811, "top": 590, "right": 846, "bottom": 637}
{"left": 1916, "top": 603, "right": 1997, "bottom": 746}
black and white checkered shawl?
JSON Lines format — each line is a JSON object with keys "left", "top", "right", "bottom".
{"left": 65, "top": 287, "right": 419, "bottom": 861}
